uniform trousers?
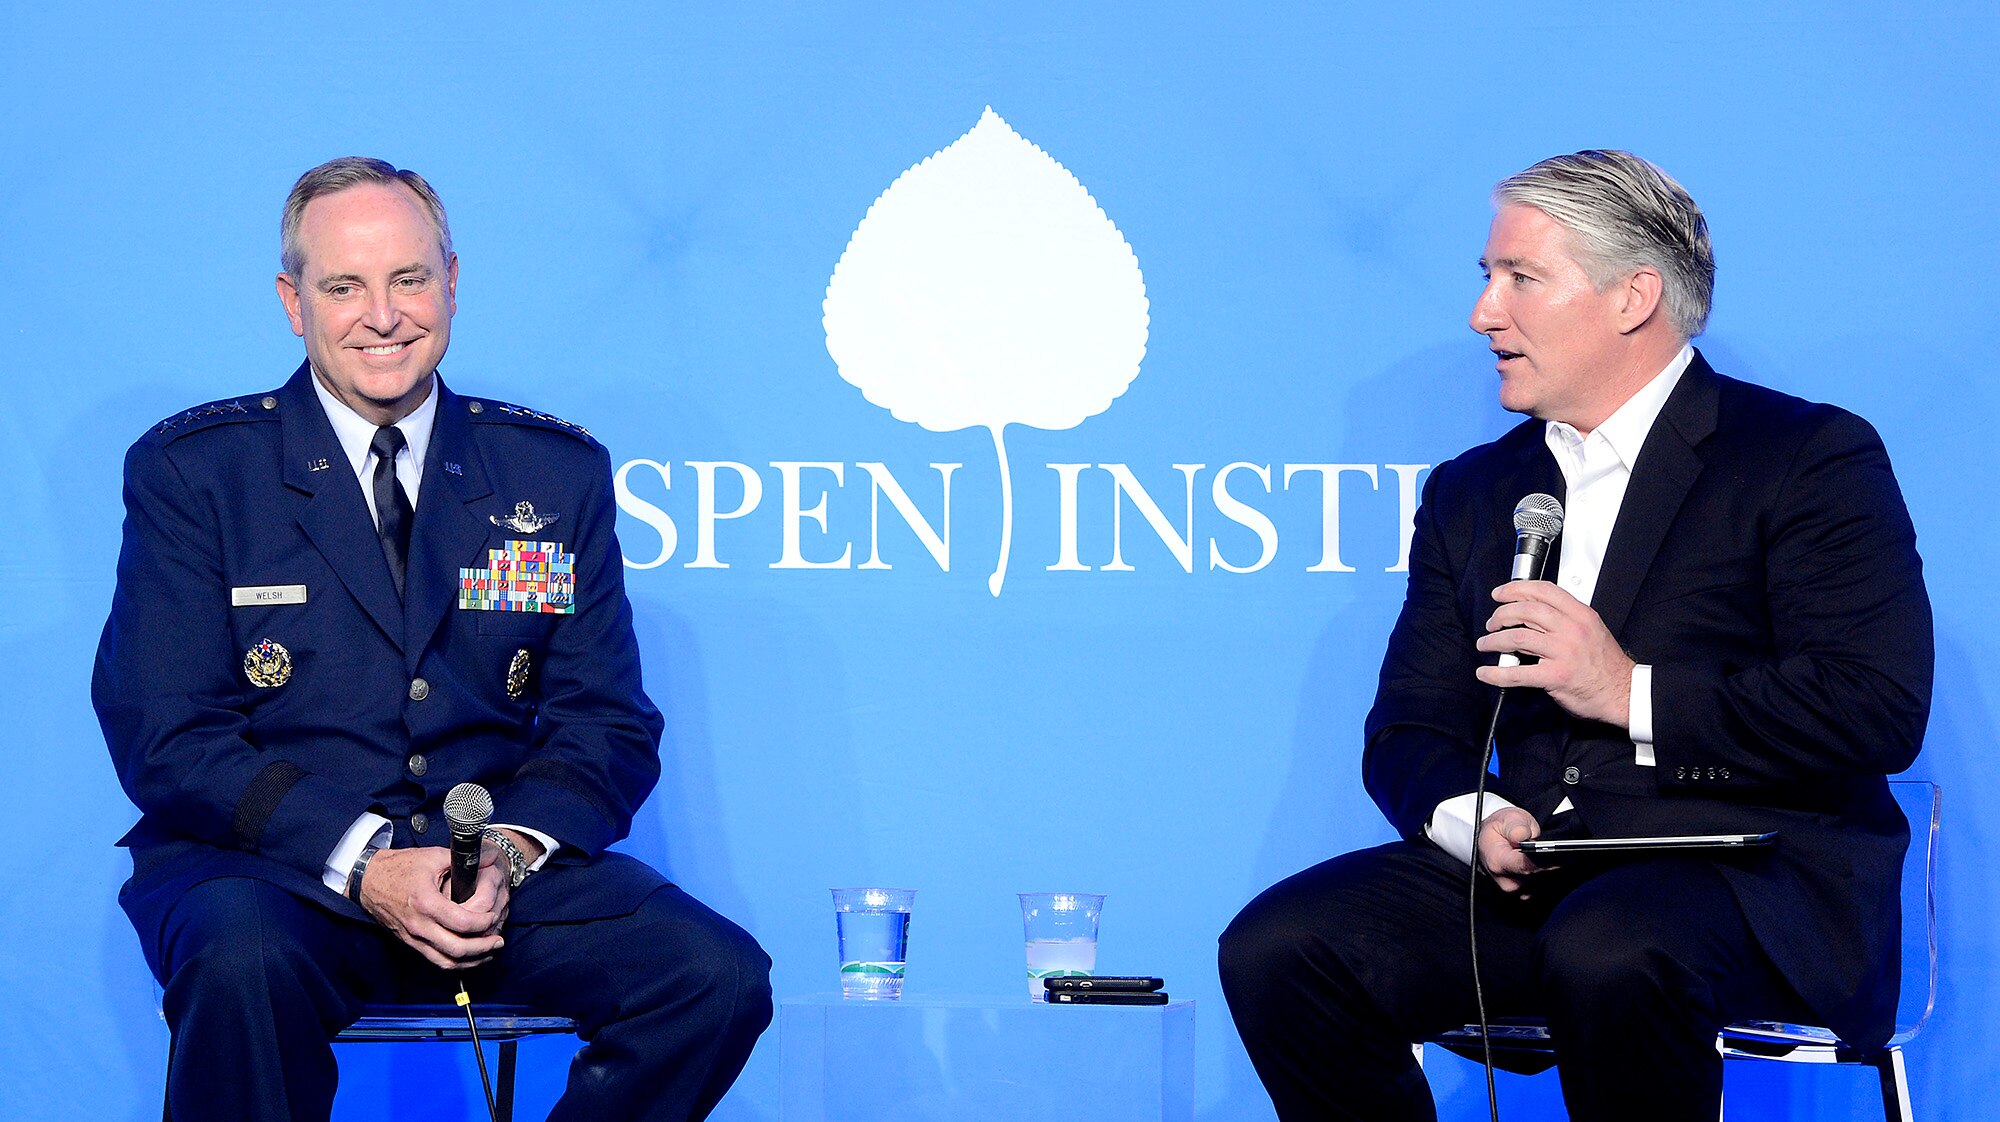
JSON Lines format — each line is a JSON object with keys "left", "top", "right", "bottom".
{"left": 155, "top": 874, "right": 773, "bottom": 1122}
{"left": 1218, "top": 840, "right": 1810, "bottom": 1122}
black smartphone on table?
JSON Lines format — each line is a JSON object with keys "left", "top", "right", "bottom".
{"left": 1043, "top": 975, "right": 1164, "bottom": 994}
{"left": 1047, "top": 990, "right": 1170, "bottom": 1006}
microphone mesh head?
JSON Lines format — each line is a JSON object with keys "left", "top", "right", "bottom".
{"left": 444, "top": 782, "right": 493, "bottom": 832}
{"left": 1513, "top": 493, "right": 1565, "bottom": 541}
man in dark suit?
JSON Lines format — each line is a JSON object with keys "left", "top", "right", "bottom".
{"left": 1218, "top": 151, "right": 1931, "bottom": 1120}
{"left": 95, "top": 157, "right": 772, "bottom": 1121}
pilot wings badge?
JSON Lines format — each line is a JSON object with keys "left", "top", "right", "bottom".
{"left": 492, "top": 500, "right": 559, "bottom": 534}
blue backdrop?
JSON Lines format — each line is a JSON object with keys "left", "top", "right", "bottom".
{"left": 3, "top": 3, "right": 1995, "bottom": 1119}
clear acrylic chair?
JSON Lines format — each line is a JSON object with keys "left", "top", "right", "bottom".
{"left": 1427, "top": 779, "right": 1941, "bottom": 1122}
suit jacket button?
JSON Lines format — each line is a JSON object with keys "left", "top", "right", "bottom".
{"left": 1675, "top": 767, "right": 1688, "bottom": 780}
{"left": 408, "top": 754, "right": 428, "bottom": 777}
{"left": 408, "top": 678, "right": 430, "bottom": 701}
{"left": 1720, "top": 767, "right": 1731, "bottom": 780}
{"left": 1562, "top": 767, "right": 1580, "bottom": 785}
{"left": 411, "top": 812, "right": 430, "bottom": 835}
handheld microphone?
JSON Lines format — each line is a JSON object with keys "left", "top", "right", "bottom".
{"left": 443, "top": 782, "right": 493, "bottom": 904}
{"left": 1469, "top": 491, "right": 1565, "bottom": 1122}
{"left": 442, "top": 780, "right": 505, "bottom": 1120}
{"left": 1496, "top": 494, "right": 1565, "bottom": 668}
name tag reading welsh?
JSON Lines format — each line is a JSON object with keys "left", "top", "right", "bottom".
{"left": 231, "top": 584, "right": 309, "bottom": 607}
{"left": 458, "top": 541, "right": 577, "bottom": 614}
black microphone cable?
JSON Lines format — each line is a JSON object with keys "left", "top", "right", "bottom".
{"left": 454, "top": 979, "right": 501, "bottom": 1122}
{"left": 1469, "top": 686, "right": 1508, "bottom": 1122}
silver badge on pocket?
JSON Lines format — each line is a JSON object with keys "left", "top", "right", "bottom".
{"left": 492, "top": 500, "right": 559, "bottom": 533}
{"left": 506, "top": 648, "right": 532, "bottom": 699}
{"left": 244, "top": 639, "right": 293, "bottom": 688}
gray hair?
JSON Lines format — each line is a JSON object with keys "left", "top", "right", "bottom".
{"left": 1494, "top": 150, "right": 1714, "bottom": 339}
{"left": 280, "top": 157, "right": 453, "bottom": 279}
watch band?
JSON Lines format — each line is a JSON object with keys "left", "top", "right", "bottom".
{"left": 346, "top": 843, "right": 380, "bottom": 906}
{"left": 485, "top": 829, "right": 531, "bottom": 888}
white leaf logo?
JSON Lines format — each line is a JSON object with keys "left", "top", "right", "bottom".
{"left": 824, "top": 106, "right": 1150, "bottom": 595}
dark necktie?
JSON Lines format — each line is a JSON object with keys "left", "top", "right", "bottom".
{"left": 370, "top": 426, "right": 414, "bottom": 596}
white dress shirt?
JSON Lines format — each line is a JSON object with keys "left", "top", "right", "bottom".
{"left": 1424, "top": 345, "right": 1694, "bottom": 864}
{"left": 311, "top": 369, "right": 436, "bottom": 524}
{"left": 307, "top": 371, "right": 557, "bottom": 895}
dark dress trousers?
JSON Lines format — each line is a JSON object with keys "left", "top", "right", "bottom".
{"left": 96, "top": 363, "right": 772, "bottom": 1121}
{"left": 1221, "top": 353, "right": 1933, "bottom": 1120}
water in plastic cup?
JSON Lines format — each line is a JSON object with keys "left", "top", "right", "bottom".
{"left": 1018, "top": 892, "right": 1104, "bottom": 1000}
{"left": 1025, "top": 937, "right": 1099, "bottom": 993}
{"left": 832, "top": 888, "right": 914, "bottom": 999}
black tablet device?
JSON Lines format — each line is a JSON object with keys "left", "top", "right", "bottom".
{"left": 1519, "top": 832, "right": 1776, "bottom": 859}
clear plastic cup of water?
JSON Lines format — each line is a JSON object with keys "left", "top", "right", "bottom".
{"left": 832, "top": 888, "right": 915, "bottom": 999}
{"left": 1018, "top": 892, "right": 1104, "bottom": 1000}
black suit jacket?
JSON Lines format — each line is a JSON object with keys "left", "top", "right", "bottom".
{"left": 96, "top": 364, "right": 669, "bottom": 978}
{"left": 1363, "top": 352, "right": 1933, "bottom": 1046}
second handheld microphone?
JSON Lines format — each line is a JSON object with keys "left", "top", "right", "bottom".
{"left": 1496, "top": 493, "right": 1565, "bottom": 668}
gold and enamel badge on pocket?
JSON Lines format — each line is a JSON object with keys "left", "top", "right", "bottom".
{"left": 458, "top": 540, "right": 577, "bottom": 615}
{"left": 243, "top": 638, "right": 292, "bottom": 688}
{"left": 505, "top": 648, "right": 532, "bottom": 699}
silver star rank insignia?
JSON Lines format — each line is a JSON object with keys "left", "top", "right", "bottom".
{"left": 492, "top": 500, "right": 560, "bottom": 533}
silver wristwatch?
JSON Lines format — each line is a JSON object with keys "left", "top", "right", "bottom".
{"left": 484, "top": 829, "right": 532, "bottom": 889}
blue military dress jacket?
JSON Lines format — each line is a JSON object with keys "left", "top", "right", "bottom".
{"left": 96, "top": 363, "right": 667, "bottom": 978}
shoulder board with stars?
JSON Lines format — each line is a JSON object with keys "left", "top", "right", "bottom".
{"left": 463, "top": 398, "right": 598, "bottom": 445}
{"left": 144, "top": 391, "right": 283, "bottom": 444}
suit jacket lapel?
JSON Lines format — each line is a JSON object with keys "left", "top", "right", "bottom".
{"left": 1514, "top": 432, "right": 1567, "bottom": 588}
{"left": 1498, "top": 428, "right": 1569, "bottom": 736}
{"left": 1477, "top": 421, "right": 1569, "bottom": 586}
{"left": 403, "top": 378, "right": 495, "bottom": 667}
{"left": 281, "top": 363, "right": 407, "bottom": 650}
{"left": 1589, "top": 352, "right": 1721, "bottom": 638}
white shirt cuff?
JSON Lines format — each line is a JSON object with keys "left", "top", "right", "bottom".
{"left": 490, "top": 823, "right": 559, "bottom": 871}
{"left": 1630, "top": 663, "right": 1656, "bottom": 767}
{"left": 1425, "top": 791, "right": 1521, "bottom": 866}
{"left": 323, "top": 813, "right": 392, "bottom": 894}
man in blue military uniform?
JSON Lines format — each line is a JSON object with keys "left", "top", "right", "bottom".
{"left": 94, "top": 157, "right": 772, "bottom": 1120}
